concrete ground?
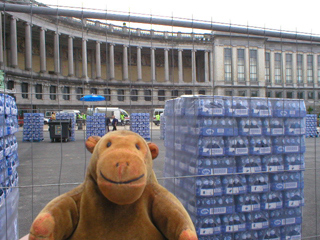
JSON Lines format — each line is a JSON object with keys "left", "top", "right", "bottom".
{"left": 15, "top": 126, "right": 320, "bottom": 239}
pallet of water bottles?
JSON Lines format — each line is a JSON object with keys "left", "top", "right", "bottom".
{"left": 86, "top": 113, "right": 106, "bottom": 139}
{"left": 305, "top": 114, "right": 318, "bottom": 138}
{"left": 22, "top": 113, "right": 44, "bottom": 142}
{"left": 130, "top": 113, "right": 151, "bottom": 141}
{"left": 0, "top": 94, "right": 19, "bottom": 239}
{"left": 163, "top": 95, "right": 306, "bottom": 240}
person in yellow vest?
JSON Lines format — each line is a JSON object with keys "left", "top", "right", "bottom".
{"left": 120, "top": 114, "right": 125, "bottom": 125}
{"left": 155, "top": 114, "right": 160, "bottom": 126}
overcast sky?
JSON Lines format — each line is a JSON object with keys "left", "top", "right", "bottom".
{"left": 38, "top": 0, "right": 320, "bottom": 35}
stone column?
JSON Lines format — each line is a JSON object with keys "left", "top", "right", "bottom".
{"left": 204, "top": 50, "right": 209, "bottom": 83}
{"left": 137, "top": 46, "right": 142, "bottom": 81}
{"left": 313, "top": 54, "right": 317, "bottom": 86}
{"left": 68, "top": 36, "right": 74, "bottom": 77}
{"left": 39, "top": 28, "right": 46, "bottom": 73}
{"left": 292, "top": 52, "right": 297, "bottom": 85}
{"left": 270, "top": 51, "right": 275, "bottom": 86}
{"left": 192, "top": 49, "right": 197, "bottom": 83}
{"left": 209, "top": 51, "right": 214, "bottom": 83}
{"left": 303, "top": 53, "right": 307, "bottom": 86}
{"left": 164, "top": 48, "right": 169, "bottom": 82}
{"left": 0, "top": 13, "right": 3, "bottom": 66}
{"left": 82, "top": 38, "right": 88, "bottom": 79}
{"left": 151, "top": 48, "right": 156, "bottom": 81}
{"left": 54, "top": 31, "right": 60, "bottom": 74}
{"left": 123, "top": 45, "right": 128, "bottom": 80}
{"left": 10, "top": 16, "right": 18, "bottom": 68}
{"left": 96, "top": 41, "right": 101, "bottom": 79}
{"left": 25, "top": 22, "right": 32, "bottom": 71}
{"left": 257, "top": 48, "right": 265, "bottom": 85}
{"left": 213, "top": 45, "right": 224, "bottom": 83}
{"left": 178, "top": 49, "right": 183, "bottom": 83}
{"left": 109, "top": 43, "right": 115, "bottom": 80}
{"left": 245, "top": 48, "right": 249, "bottom": 85}
{"left": 282, "top": 52, "right": 286, "bottom": 85}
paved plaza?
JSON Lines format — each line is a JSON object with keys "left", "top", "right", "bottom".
{"left": 16, "top": 127, "right": 320, "bottom": 239}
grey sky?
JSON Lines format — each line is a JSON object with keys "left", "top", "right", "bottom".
{"left": 39, "top": 0, "right": 320, "bottom": 35}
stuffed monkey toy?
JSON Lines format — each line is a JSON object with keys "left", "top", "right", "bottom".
{"left": 29, "top": 130, "right": 198, "bottom": 240}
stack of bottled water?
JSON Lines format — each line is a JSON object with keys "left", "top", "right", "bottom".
{"left": 163, "top": 95, "right": 306, "bottom": 239}
{"left": 160, "top": 113, "right": 166, "bottom": 140}
{"left": 86, "top": 113, "right": 106, "bottom": 139}
{"left": 305, "top": 114, "right": 317, "bottom": 137}
{"left": 23, "top": 113, "right": 44, "bottom": 142}
{"left": 0, "top": 94, "right": 19, "bottom": 239}
{"left": 55, "top": 112, "right": 76, "bottom": 141}
{"left": 130, "top": 113, "right": 151, "bottom": 141}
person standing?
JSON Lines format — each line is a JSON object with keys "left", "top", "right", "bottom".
{"left": 106, "top": 116, "right": 111, "bottom": 132}
{"left": 111, "top": 115, "right": 118, "bottom": 131}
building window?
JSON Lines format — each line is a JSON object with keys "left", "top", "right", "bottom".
{"left": 50, "top": 85, "right": 56, "bottom": 100}
{"left": 198, "top": 90, "right": 206, "bottom": 95}
{"left": 249, "top": 49, "right": 257, "bottom": 82}
{"left": 104, "top": 88, "right": 111, "bottom": 101}
{"left": 144, "top": 90, "right": 152, "bottom": 101}
{"left": 266, "top": 91, "right": 272, "bottom": 98}
{"left": 238, "top": 90, "right": 246, "bottom": 96}
{"left": 307, "top": 55, "right": 314, "bottom": 84}
{"left": 21, "top": 82, "right": 28, "bottom": 99}
{"left": 297, "top": 54, "right": 303, "bottom": 84}
{"left": 7, "top": 80, "right": 14, "bottom": 90}
{"left": 308, "top": 91, "right": 314, "bottom": 99}
{"left": 171, "top": 90, "right": 179, "bottom": 98}
{"left": 286, "top": 92, "right": 293, "bottom": 99}
{"left": 265, "top": 52, "right": 270, "bottom": 83}
{"left": 251, "top": 90, "right": 258, "bottom": 97}
{"left": 117, "top": 89, "right": 125, "bottom": 101}
{"left": 130, "top": 89, "right": 138, "bottom": 101}
{"left": 185, "top": 90, "right": 192, "bottom": 95}
{"left": 158, "top": 90, "right": 165, "bottom": 101}
{"left": 297, "top": 91, "right": 304, "bottom": 99}
{"left": 91, "top": 88, "right": 98, "bottom": 94}
{"left": 62, "top": 86, "right": 70, "bottom": 101}
{"left": 35, "top": 84, "right": 42, "bottom": 100}
{"left": 224, "top": 48, "right": 232, "bottom": 82}
{"left": 275, "top": 92, "right": 283, "bottom": 98}
{"left": 76, "top": 87, "right": 83, "bottom": 100}
{"left": 275, "top": 53, "right": 282, "bottom": 84}
{"left": 318, "top": 92, "right": 320, "bottom": 100}
{"left": 225, "top": 90, "right": 233, "bottom": 96}
{"left": 286, "top": 53, "right": 292, "bottom": 84}
{"left": 237, "top": 49, "right": 245, "bottom": 82}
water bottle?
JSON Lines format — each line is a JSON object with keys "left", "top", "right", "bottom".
{"left": 261, "top": 191, "right": 283, "bottom": 210}
{"left": 284, "top": 154, "right": 305, "bottom": 171}
{"left": 281, "top": 224, "right": 302, "bottom": 239}
{"left": 222, "top": 213, "right": 246, "bottom": 233}
{"left": 246, "top": 211, "right": 269, "bottom": 230}
{"left": 261, "top": 155, "right": 284, "bottom": 172}
{"left": 258, "top": 228, "right": 281, "bottom": 240}
{"left": 284, "top": 189, "right": 304, "bottom": 208}
{"left": 235, "top": 194, "right": 260, "bottom": 212}
{"left": 247, "top": 174, "right": 269, "bottom": 193}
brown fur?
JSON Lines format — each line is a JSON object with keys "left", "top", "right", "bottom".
{"left": 29, "top": 130, "right": 198, "bottom": 240}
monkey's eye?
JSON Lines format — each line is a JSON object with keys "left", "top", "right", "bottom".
{"left": 107, "top": 142, "right": 112, "bottom": 148}
{"left": 135, "top": 144, "right": 140, "bottom": 150}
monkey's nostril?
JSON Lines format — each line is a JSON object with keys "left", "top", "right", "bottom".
{"left": 116, "top": 163, "right": 119, "bottom": 167}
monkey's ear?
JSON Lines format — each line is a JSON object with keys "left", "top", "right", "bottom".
{"left": 85, "top": 136, "right": 101, "bottom": 153}
{"left": 148, "top": 142, "right": 159, "bottom": 160}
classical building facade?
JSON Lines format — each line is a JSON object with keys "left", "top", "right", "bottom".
{"left": 1, "top": 2, "right": 320, "bottom": 114}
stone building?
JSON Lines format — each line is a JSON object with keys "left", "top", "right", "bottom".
{"left": 1, "top": 1, "right": 320, "bottom": 114}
